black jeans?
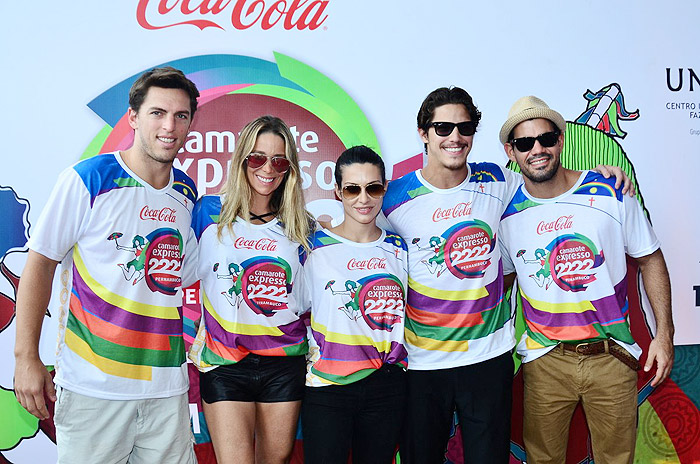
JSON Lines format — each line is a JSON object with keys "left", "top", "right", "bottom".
{"left": 301, "top": 364, "right": 407, "bottom": 464}
{"left": 400, "top": 351, "right": 514, "bottom": 464}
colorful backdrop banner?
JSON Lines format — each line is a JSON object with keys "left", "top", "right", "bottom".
{"left": 1, "top": 1, "right": 698, "bottom": 462}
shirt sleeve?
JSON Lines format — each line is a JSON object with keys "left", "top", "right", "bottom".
{"left": 622, "top": 195, "right": 660, "bottom": 258}
{"left": 296, "top": 259, "right": 312, "bottom": 316}
{"left": 497, "top": 228, "right": 516, "bottom": 275}
{"left": 502, "top": 166, "right": 524, "bottom": 205}
{"left": 375, "top": 211, "right": 392, "bottom": 230}
{"left": 181, "top": 223, "right": 199, "bottom": 288}
{"left": 27, "top": 166, "right": 91, "bottom": 262}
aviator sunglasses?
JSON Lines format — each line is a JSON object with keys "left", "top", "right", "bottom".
{"left": 341, "top": 182, "right": 386, "bottom": 200}
{"left": 430, "top": 121, "right": 478, "bottom": 137}
{"left": 245, "top": 153, "right": 291, "bottom": 173}
{"left": 509, "top": 131, "right": 560, "bottom": 152}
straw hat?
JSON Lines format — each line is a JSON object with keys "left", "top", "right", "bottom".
{"left": 499, "top": 96, "right": 566, "bottom": 144}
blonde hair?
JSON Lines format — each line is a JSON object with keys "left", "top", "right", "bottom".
{"left": 217, "top": 115, "right": 314, "bottom": 251}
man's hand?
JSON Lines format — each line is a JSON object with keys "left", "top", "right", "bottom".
{"left": 636, "top": 249, "right": 674, "bottom": 388}
{"left": 13, "top": 250, "right": 60, "bottom": 419}
{"left": 14, "top": 356, "right": 56, "bottom": 420}
{"left": 644, "top": 333, "right": 674, "bottom": 387}
{"left": 595, "top": 164, "right": 636, "bottom": 197}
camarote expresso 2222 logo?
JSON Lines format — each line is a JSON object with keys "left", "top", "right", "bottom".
{"left": 84, "top": 53, "right": 379, "bottom": 222}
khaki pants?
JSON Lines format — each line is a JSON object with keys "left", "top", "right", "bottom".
{"left": 54, "top": 387, "right": 196, "bottom": 464}
{"left": 523, "top": 346, "right": 638, "bottom": 464}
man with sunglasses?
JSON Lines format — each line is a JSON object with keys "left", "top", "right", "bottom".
{"left": 497, "top": 96, "right": 673, "bottom": 463}
{"left": 382, "top": 87, "right": 521, "bottom": 463}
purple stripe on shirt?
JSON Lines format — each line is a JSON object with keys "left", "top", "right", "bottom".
{"left": 72, "top": 266, "right": 183, "bottom": 335}
{"left": 523, "top": 279, "right": 628, "bottom": 328}
{"left": 407, "top": 265, "right": 504, "bottom": 315}
{"left": 311, "top": 329, "right": 408, "bottom": 365}
{"left": 203, "top": 310, "right": 307, "bottom": 350}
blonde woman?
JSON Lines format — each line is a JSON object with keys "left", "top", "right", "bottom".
{"left": 189, "top": 115, "right": 314, "bottom": 464}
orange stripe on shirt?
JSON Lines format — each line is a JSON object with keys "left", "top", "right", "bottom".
{"left": 314, "top": 358, "right": 380, "bottom": 377}
{"left": 69, "top": 293, "right": 173, "bottom": 351}
{"left": 527, "top": 318, "right": 600, "bottom": 341}
{"left": 406, "top": 304, "right": 485, "bottom": 328}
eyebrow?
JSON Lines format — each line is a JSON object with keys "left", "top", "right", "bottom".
{"left": 343, "top": 181, "right": 383, "bottom": 186}
{"left": 147, "top": 106, "right": 190, "bottom": 116}
{"left": 251, "top": 151, "right": 286, "bottom": 157}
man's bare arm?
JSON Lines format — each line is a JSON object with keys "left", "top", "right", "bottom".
{"left": 14, "top": 250, "right": 60, "bottom": 419}
{"left": 636, "top": 249, "right": 674, "bottom": 387}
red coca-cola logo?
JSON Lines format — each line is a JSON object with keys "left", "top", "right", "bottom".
{"left": 347, "top": 257, "right": 386, "bottom": 271}
{"left": 234, "top": 237, "right": 278, "bottom": 251}
{"left": 537, "top": 215, "right": 573, "bottom": 235}
{"left": 136, "top": 0, "right": 330, "bottom": 31}
{"left": 140, "top": 206, "right": 177, "bottom": 223}
{"left": 432, "top": 202, "right": 472, "bottom": 222}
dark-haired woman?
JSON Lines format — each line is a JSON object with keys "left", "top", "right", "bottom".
{"left": 301, "top": 146, "right": 409, "bottom": 463}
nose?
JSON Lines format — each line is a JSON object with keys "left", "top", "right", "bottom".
{"left": 446, "top": 125, "right": 460, "bottom": 139}
{"left": 162, "top": 114, "right": 176, "bottom": 131}
{"left": 260, "top": 158, "right": 276, "bottom": 173}
{"left": 357, "top": 186, "right": 371, "bottom": 203}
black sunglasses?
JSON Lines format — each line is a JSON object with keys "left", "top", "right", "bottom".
{"left": 341, "top": 183, "right": 386, "bottom": 200}
{"left": 509, "top": 131, "right": 560, "bottom": 152}
{"left": 429, "top": 121, "right": 477, "bottom": 137}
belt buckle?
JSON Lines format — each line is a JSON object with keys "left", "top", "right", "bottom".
{"left": 575, "top": 342, "right": 592, "bottom": 355}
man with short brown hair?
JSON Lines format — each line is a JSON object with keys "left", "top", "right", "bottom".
{"left": 14, "top": 67, "right": 200, "bottom": 463}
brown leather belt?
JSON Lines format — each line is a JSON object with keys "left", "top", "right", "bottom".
{"left": 560, "top": 339, "right": 640, "bottom": 371}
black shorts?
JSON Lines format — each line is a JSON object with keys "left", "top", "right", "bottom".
{"left": 200, "top": 354, "right": 306, "bottom": 403}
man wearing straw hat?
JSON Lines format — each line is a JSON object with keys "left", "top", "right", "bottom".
{"left": 498, "top": 95, "right": 674, "bottom": 463}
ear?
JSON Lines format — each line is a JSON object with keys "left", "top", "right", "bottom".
{"left": 334, "top": 183, "right": 342, "bottom": 200}
{"left": 557, "top": 132, "right": 565, "bottom": 149}
{"left": 127, "top": 107, "right": 138, "bottom": 130}
{"left": 418, "top": 127, "right": 429, "bottom": 144}
{"left": 504, "top": 143, "right": 517, "bottom": 163}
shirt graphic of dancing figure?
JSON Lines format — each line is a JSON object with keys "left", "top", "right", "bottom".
{"left": 518, "top": 248, "right": 553, "bottom": 290}
{"left": 413, "top": 236, "right": 447, "bottom": 277}
{"left": 214, "top": 262, "right": 243, "bottom": 308}
{"left": 109, "top": 233, "right": 148, "bottom": 286}
{"left": 325, "top": 280, "right": 361, "bottom": 321}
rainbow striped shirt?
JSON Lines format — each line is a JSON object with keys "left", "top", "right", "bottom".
{"left": 382, "top": 163, "right": 520, "bottom": 370}
{"left": 28, "top": 153, "right": 197, "bottom": 399}
{"left": 188, "top": 195, "right": 308, "bottom": 370}
{"left": 499, "top": 171, "right": 659, "bottom": 362}
{"left": 303, "top": 229, "right": 408, "bottom": 386}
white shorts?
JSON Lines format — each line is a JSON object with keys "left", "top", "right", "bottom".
{"left": 54, "top": 386, "right": 196, "bottom": 464}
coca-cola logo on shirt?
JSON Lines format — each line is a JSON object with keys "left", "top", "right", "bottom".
{"left": 537, "top": 215, "right": 574, "bottom": 235}
{"left": 136, "top": 0, "right": 330, "bottom": 31}
{"left": 347, "top": 257, "right": 386, "bottom": 271}
{"left": 140, "top": 206, "right": 177, "bottom": 223}
{"left": 234, "top": 237, "right": 278, "bottom": 252}
{"left": 432, "top": 202, "right": 472, "bottom": 222}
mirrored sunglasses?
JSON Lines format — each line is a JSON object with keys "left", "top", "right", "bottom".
{"left": 245, "top": 153, "right": 291, "bottom": 173}
{"left": 430, "top": 121, "right": 477, "bottom": 137}
{"left": 510, "top": 131, "right": 560, "bottom": 152}
{"left": 341, "top": 183, "right": 386, "bottom": 200}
